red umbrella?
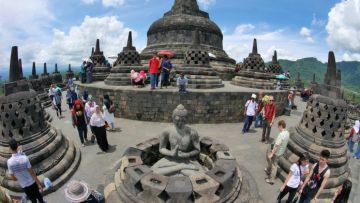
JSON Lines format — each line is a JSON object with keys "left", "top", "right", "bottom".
{"left": 157, "top": 50, "right": 174, "bottom": 58}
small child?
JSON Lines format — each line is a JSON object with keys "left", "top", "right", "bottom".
{"left": 177, "top": 73, "right": 188, "bottom": 93}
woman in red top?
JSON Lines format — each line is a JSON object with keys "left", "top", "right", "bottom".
{"left": 347, "top": 120, "right": 360, "bottom": 159}
{"left": 72, "top": 100, "right": 88, "bottom": 147}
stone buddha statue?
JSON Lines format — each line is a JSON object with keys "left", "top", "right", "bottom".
{"left": 151, "top": 104, "right": 204, "bottom": 176}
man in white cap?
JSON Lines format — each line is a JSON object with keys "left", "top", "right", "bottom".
{"left": 242, "top": 93, "right": 258, "bottom": 134}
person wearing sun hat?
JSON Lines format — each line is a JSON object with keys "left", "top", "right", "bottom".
{"left": 261, "top": 95, "right": 277, "bottom": 143}
{"left": 242, "top": 93, "right": 258, "bottom": 134}
{"left": 64, "top": 180, "right": 104, "bottom": 203}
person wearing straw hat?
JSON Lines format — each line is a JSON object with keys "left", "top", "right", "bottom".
{"left": 242, "top": 94, "right": 258, "bottom": 134}
{"left": 64, "top": 180, "right": 104, "bottom": 203}
{"left": 261, "top": 95, "right": 277, "bottom": 143}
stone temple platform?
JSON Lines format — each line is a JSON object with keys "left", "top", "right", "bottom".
{"left": 76, "top": 81, "right": 288, "bottom": 123}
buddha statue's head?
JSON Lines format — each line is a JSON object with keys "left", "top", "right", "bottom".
{"left": 172, "top": 104, "right": 187, "bottom": 128}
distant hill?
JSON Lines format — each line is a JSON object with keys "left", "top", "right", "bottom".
{"left": 278, "top": 58, "right": 360, "bottom": 93}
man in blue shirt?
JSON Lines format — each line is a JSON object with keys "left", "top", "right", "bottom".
{"left": 160, "top": 55, "right": 173, "bottom": 88}
{"left": 7, "top": 139, "right": 45, "bottom": 203}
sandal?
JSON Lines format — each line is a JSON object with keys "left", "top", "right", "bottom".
{"left": 265, "top": 178, "right": 274, "bottom": 185}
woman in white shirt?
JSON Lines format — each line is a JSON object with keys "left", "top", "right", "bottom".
{"left": 276, "top": 153, "right": 310, "bottom": 203}
{"left": 90, "top": 105, "right": 109, "bottom": 152}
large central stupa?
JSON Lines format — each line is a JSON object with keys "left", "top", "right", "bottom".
{"left": 141, "top": 0, "right": 235, "bottom": 79}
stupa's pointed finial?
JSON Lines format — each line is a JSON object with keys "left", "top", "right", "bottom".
{"left": 313, "top": 73, "right": 316, "bottom": 82}
{"left": 68, "top": 64, "right": 72, "bottom": 72}
{"left": 18, "top": 58, "right": 23, "bottom": 79}
{"left": 32, "top": 62, "right": 37, "bottom": 76}
{"left": 193, "top": 30, "right": 200, "bottom": 46}
{"left": 252, "top": 38, "right": 258, "bottom": 54}
{"left": 127, "top": 31, "right": 133, "bottom": 47}
{"left": 95, "top": 39, "right": 100, "bottom": 53}
{"left": 171, "top": 0, "right": 200, "bottom": 13}
{"left": 43, "top": 63, "right": 48, "bottom": 75}
{"left": 9, "top": 46, "right": 21, "bottom": 82}
{"left": 55, "top": 63, "right": 58, "bottom": 73}
{"left": 274, "top": 50, "right": 277, "bottom": 61}
{"left": 91, "top": 47, "right": 94, "bottom": 56}
{"left": 328, "top": 51, "right": 337, "bottom": 78}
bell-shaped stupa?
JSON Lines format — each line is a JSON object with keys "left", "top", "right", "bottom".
{"left": 141, "top": 0, "right": 235, "bottom": 80}
{"left": 90, "top": 39, "right": 111, "bottom": 81}
{"left": 177, "top": 30, "right": 224, "bottom": 89}
{"left": 105, "top": 31, "right": 144, "bottom": 86}
{"left": 231, "top": 39, "right": 277, "bottom": 89}
{"left": 0, "top": 46, "right": 80, "bottom": 196}
{"left": 278, "top": 51, "right": 349, "bottom": 199}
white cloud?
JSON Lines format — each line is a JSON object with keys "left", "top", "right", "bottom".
{"left": 299, "top": 27, "right": 315, "bottom": 43}
{"left": 197, "top": 0, "right": 216, "bottom": 9}
{"left": 0, "top": 0, "right": 55, "bottom": 69}
{"left": 102, "top": 0, "right": 125, "bottom": 7}
{"left": 81, "top": 0, "right": 96, "bottom": 4}
{"left": 81, "top": 0, "right": 125, "bottom": 7}
{"left": 33, "top": 16, "right": 135, "bottom": 66}
{"left": 311, "top": 14, "right": 326, "bottom": 27}
{"left": 326, "top": 0, "right": 360, "bottom": 60}
{"left": 223, "top": 24, "right": 328, "bottom": 63}
{"left": 342, "top": 52, "right": 360, "bottom": 61}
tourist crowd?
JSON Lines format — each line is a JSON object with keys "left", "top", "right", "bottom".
{"left": 241, "top": 92, "right": 353, "bottom": 203}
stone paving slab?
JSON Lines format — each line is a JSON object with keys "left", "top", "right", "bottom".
{"left": 43, "top": 96, "right": 358, "bottom": 203}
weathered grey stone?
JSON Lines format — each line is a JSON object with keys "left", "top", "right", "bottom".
{"left": 90, "top": 39, "right": 110, "bottom": 81}
{"left": 140, "top": 0, "right": 235, "bottom": 80}
{"left": 278, "top": 52, "right": 349, "bottom": 199}
{"left": 105, "top": 31, "right": 144, "bottom": 86}
{"left": 0, "top": 47, "right": 80, "bottom": 197}
{"left": 232, "top": 39, "right": 278, "bottom": 90}
{"left": 177, "top": 31, "right": 224, "bottom": 89}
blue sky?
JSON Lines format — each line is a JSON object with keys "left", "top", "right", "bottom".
{"left": 0, "top": 0, "right": 359, "bottom": 71}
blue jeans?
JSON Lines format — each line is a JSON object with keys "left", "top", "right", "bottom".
{"left": 355, "top": 142, "right": 360, "bottom": 158}
{"left": 179, "top": 84, "right": 187, "bottom": 92}
{"left": 254, "top": 113, "right": 263, "bottom": 128}
{"left": 150, "top": 74, "right": 157, "bottom": 89}
{"left": 242, "top": 115, "right": 254, "bottom": 133}
{"left": 161, "top": 72, "right": 170, "bottom": 87}
{"left": 77, "top": 125, "right": 88, "bottom": 144}
{"left": 348, "top": 139, "right": 354, "bottom": 153}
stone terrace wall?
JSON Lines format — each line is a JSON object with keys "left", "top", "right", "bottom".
{"left": 77, "top": 85, "right": 287, "bottom": 124}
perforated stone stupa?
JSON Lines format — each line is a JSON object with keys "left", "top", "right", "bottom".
{"left": 231, "top": 39, "right": 276, "bottom": 89}
{"left": 267, "top": 51, "right": 282, "bottom": 74}
{"left": 105, "top": 31, "right": 144, "bottom": 86}
{"left": 0, "top": 46, "right": 80, "bottom": 195}
{"left": 51, "top": 63, "right": 63, "bottom": 87}
{"left": 90, "top": 39, "right": 110, "bottom": 81}
{"left": 278, "top": 51, "right": 349, "bottom": 198}
{"left": 141, "top": 0, "right": 235, "bottom": 80}
{"left": 66, "top": 64, "right": 74, "bottom": 80}
{"left": 177, "top": 31, "right": 224, "bottom": 89}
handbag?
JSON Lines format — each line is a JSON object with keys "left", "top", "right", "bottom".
{"left": 104, "top": 121, "right": 109, "bottom": 128}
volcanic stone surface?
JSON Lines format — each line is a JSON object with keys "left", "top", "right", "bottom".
{"left": 103, "top": 137, "right": 262, "bottom": 203}
{"left": 105, "top": 31, "right": 144, "bottom": 86}
{"left": 177, "top": 31, "right": 224, "bottom": 89}
{"left": 278, "top": 52, "right": 350, "bottom": 199}
{"left": 90, "top": 39, "right": 110, "bottom": 81}
{"left": 140, "top": 0, "right": 235, "bottom": 80}
{"left": 0, "top": 46, "right": 80, "bottom": 197}
{"left": 231, "top": 39, "right": 276, "bottom": 90}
